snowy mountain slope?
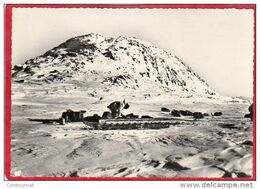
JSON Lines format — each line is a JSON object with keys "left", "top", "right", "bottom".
{"left": 12, "top": 33, "right": 218, "bottom": 99}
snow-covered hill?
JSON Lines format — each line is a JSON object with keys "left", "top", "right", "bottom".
{"left": 13, "top": 33, "right": 219, "bottom": 99}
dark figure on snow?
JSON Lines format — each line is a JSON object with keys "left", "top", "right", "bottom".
{"left": 107, "top": 100, "right": 129, "bottom": 118}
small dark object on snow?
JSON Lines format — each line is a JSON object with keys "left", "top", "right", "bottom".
{"left": 235, "top": 172, "right": 251, "bottom": 178}
{"left": 245, "top": 103, "right": 253, "bottom": 121}
{"left": 163, "top": 161, "right": 189, "bottom": 171}
{"left": 15, "top": 79, "right": 25, "bottom": 83}
{"left": 118, "top": 167, "right": 128, "bottom": 173}
{"left": 67, "top": 52, "right": 77, "bottom": 57}
{"left": 69, "top": 171, "right": 78, "bottom": 177}
{"left": 193, "top": 112, "right": 204, "bottom": 119}
{"left": 241, "top": 140, "right": 253, "bottom": 146}
{"left": 149, "top": 160, "right": 161, "bottom": 168}
{"left": 24, "top": 66, "right": 32, "bottom": 73}
{"left": 171, "top": 110, "right": 181, "bottom": 117}
{"left": 219, "top": 123, "right": 235, "bottom": 127}
{"left": 141, "top": 115, "right": 153, "bottom": 119}
{"left": 218, "top": 123, "right": 237, "bottom": 129}
{"left": 84, "top": 114, "right": 101, "bottom": 122}
{"left": 222, "top": 171, "right": 232, "bottom": 178}
{"left": 43, "top": 133, "right": 52, "bottom": 137}
{"left": 248, "top": 104, "right": 253, "bottom": 113}
{"left": 212, "top": 112, "right": 222, "bottom": 116}
{"left": 203, "top": 113, "right": 210, "bottom": 116}
{"left": 244, "top": 114, "right": 252, "bottom": 118}
{"left": 180, "top": 110, "right": 193, "bottom": 116}
{"left": 217, "top": 131, "right": 226, "bottom": 136}
{"left": 126, "top": 113, "right": 139, "bottom": 119}
{"left": 49, "top": 70, "right": 58, "bottom": 74}
{"left": 12, "top": 65, "right": 23, "bottom": 71}
{"left": 161, "top": 107, "right": 170, "bottom": 112}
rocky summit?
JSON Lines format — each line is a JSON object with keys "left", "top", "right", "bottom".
{"left": 12, "top": 33, "right": 217, "bottom": 98}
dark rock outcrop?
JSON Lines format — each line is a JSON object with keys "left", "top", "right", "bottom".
{"left": 83, "top": 114, "right": 101, "bottom": 122}
{"left": 69, "top": 171, "right": 79, "bottom": 177}
{"left": 12, "top": 65, "right": 23, "bottom": 71}
{"left": 244, "top": 114, "right": 252, "bottom": 118}
{"left": 180, "top": 110, "right": 193, "bottom": 116}
{"left": 161, "top": 107, "right": 170, "bottom": 112}
{"left": 126, "top": 113, "right": 139, "bottom": 119}
{"left": 245, "top": 103, "right": 253, "bottom": 121}
{"left": 249, "top": 104, "right": 253, "bottom": 113}
{"left": 235, "top": 172, "right": 251, "bottom": 178}
{"left": 241, "top": 140, "right": 253, "bottom": 146}
{"left": 193, "top": 112, "right": 204, "bottom": 119}
{"left": 212, "top": 112, "right": 222, "bottom": 116}
{"left": 15, "top": 79, "right": 25, "bottom": 83}
{"left": 163, "top": 161, "right": 190, "bottom": 171}
{"left": 141, "top": 115, "right": 153, "bottom": 119}
{"left": 218, "top": 123, "right": 238, "bottom": 129}
{"left": 171, "top": 110, "right": 181, "bottom": 117}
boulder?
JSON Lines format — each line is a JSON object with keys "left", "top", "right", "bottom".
{"left": 193, "top": 112, "right": 204, "bottom": 119}
{"left": 213, "top": 112, "right": 222, "bottom": 116}
{"left": 218, "top": 123, "right": 237, "bottom": 129}
{"left": 163, "top": 161, "right": 189, "bottom": 171}
{"left": 102, "top": 111, "right": 112, "bottom": 119}
{"left": 244, "top": 113, "right": 252, "bottom": 118}
{"left": 161, "top": 107, "right": 170, "bottom": 112}
{"left": 12, "top": 65, "right": 23, "bottom": 71}
{"left": 49, "top": 69, "right": 59, "bottom": 74}
{"left": 83, "top": 114, "right": 101, "bottom": 122}
{"left": 245, "top": 104, "right": 253, "bottom": 121}
{"left": 248, "top": 104, "right": 253, "bottom": 113}
{"left": 126, "top": 113, "right": 139, "bottom": 119}
{"left": 241, "top": 140, "right": 253, "bottom": 146}
{"left": 171, "top": 110, "right": 181, "bottom": 117}
{"left": 15, "top": 79, "right": 25, "bottom": 83}
{"left": 217, "top": 131, "right": 226, "bottom": 136}
{"left": 24, "top": 66, "right": 32, "bottom": 73}
{"left": 180, "top": 110, "right": 193, "bottom": 116}
{"left": 235, "top": 172, "right": 251, "bottom": 178}
{"left": 69, "top": 171, "right": 78, "bottom": 177}
{"left": 141, "top": 115, "right": 153, "bottom": 119}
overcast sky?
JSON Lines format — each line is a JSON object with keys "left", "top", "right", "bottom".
{"left": 12, "top": 8, "right": 254, "bottom": 98}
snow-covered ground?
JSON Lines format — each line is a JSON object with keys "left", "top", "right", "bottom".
{"left": 11, "top": 82, "right": 253, "bottom": 178}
